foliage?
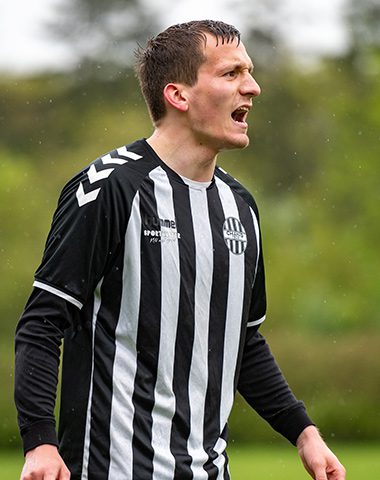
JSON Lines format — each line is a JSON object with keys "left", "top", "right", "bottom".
{"left": 47, "top": 0, "right": 161, "bottom": 70}
{"left": 229, "top": 330, "right": 380, "bottom": 444}
{"left": 1, "top": 25, "right": 380, "bottom": 448}
{"left": 346, "top": 0, "right": 380, "bottom": 51}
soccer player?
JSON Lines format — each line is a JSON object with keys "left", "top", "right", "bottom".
{"left": 15, "top": 20, "right": 346, "bottom": 480}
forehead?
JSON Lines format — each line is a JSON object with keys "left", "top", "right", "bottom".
{"left": 201, "top": 34, "right": 253, "bottom": 70}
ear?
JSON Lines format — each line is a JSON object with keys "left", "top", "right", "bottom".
{"left": 163, "top": 83, "right": 189, "bottom": 113}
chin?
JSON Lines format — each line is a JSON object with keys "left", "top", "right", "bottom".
{"left": 224, "top": 134, "right": 250, "bottom": 151}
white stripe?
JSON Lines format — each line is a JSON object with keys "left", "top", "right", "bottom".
{"left": 87, "top": 164, "right": 114, "bottom": 184}
{"left": 187, "top": 186, "right": 213, "bottom": 480}
{"left": 76, "top": 182, "right": 101, "bottom": 207}
{"left": 149, "top": 168, "right": 180, "bottom": 479}
{"left": 117, "top": 146, "right": 143, "bottom": 161}
{"left": 81, "top": 280, "right": 103, "bottom": 479}
{"left": 249, "top": 207, "right": 261, "bottom": 279}
{"left": 248, "top": 207, "right": 266, "bottom": 326}
{"left": 247, "top": 315, "right": 266, "bottom": 327}
{"left": 212, "top": 437, "right": 228, "bottom": 480}
{"left": 108, "top": 193, "right": 142, "bottom": 479}
{"left": 215, "top": 177, "right": 245, "bottom": 432}
{"left": 101, "top": 153, "right": 127, "bottom": 165}
{"left": 33, "top": 280, "right": 83, "bottom": 309}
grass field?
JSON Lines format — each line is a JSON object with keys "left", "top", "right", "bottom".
{"left": 1, "top": 444, "right": 379, "bottom": 478}
{"left": 228, "top": 443, "right": 380, "bottom": 478}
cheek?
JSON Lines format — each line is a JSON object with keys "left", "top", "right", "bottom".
{"left": 190, "top": 90, "right": 230, "bottom": 126}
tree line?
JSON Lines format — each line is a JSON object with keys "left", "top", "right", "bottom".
{"left": 0, "top": 0, "right": 379, "bottom": 448}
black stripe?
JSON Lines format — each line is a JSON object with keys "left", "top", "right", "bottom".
{"left": 131, "top": 177, "right": 162, "bottom": 479}
{"left": 203, "top": 185, "right": 230, "bottom": 478}
{"left": 87, "top": 249, "right": 124, "bottom": 478}
{"left": 169, "top": 179, "right": 195, "bottom": 479}
{"left": 232, "top": 193, "right": 258, "bottom": 392}
{"left": 221, "top": 424, "right": 230, "bottom": 480}
{"left": 58, "top": 300, "right": 94, "bottom": 476}
{"left": 223, "top": 452, "right": 230, "bottom": 480}
{"left": 232, "top": 239, "right": 238, "bottom": 255}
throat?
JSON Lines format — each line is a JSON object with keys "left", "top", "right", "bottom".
{"left": 146, "top": 134, "right": 216, "bottom": 182}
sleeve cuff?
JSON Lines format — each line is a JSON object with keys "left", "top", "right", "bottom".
{"left": 21, "top": 421, "right": 59, "bottom": 455}
{"left": 270, "top": 402, "right": 315, "bottom": 446}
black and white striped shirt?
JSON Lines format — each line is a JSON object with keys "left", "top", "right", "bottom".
{"left": 15, "top": 139, "right": 312, "bottom": 479}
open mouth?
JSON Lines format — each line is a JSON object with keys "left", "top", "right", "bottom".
{"left": 231, "top": 106, "right": 250, "bottom": 125}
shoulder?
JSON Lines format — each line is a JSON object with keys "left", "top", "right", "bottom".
{"left": 88, "top": 139, "right": 159, "bottom": 190}
{"left": 215, "top": 165, "right": 260, "bottom": 218}
{"left": 59, "top": 139, "right": 159, "bottom": 208}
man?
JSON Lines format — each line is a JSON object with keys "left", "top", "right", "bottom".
{"left": 15, "top": 20, "right": 346, "bottom": 480}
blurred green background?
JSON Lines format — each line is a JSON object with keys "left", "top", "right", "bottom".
{"left": 1, "top": 0, "right": 380, "bottom": 477}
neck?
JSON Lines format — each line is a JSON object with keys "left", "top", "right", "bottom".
{"left": 147, "top": 127, "right": 217, "bottom": 182}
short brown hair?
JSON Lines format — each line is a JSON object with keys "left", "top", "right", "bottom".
{"left": 135, "top": 20, "right": 241, "bottom": 123}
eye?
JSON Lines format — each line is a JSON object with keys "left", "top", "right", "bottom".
{"left": 224, "top": 70, "right": 237, "bottom": 78}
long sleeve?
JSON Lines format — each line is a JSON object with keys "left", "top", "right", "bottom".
{"left": 237, "top": 327, "right": 314, "bottom": 445}
{"left": 14, "top": 287, "right": 76, "bottom": 453}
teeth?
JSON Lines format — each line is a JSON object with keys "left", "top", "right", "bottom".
{"left": 232, "top": 106, "right": 249, "bottom": 123}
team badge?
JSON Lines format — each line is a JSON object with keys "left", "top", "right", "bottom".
{"left": 223, "top": 217, "right": 247, "bottom": 255}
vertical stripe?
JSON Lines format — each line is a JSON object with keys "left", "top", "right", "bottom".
{"left": 169, "top": 180, "right": 195, "bottom": 479}
{"left": 215, "top": 177, "right": 245, "bottom": 432}
{"left": 203, "top": 186, "right": 229, "bottom": 478}
{"left": 108, "top": 192, "right": 141, "bottom": 479}
{"left": 230, "top": 193, "right": 262, "bottom": 395}
{"left": 87, "top": 253, "right": 125, "bottom": 477}
{"left": 224, "top": 457, "right": 231, "bottom": 480}
{"left": 132, "top": 177, "right": 162, "bottom": 478}
{"left": 249, "top": 207, "right": 261, "bottom": 278}
{"left": 187, "top": 187, "right": 213, "bottom": 480}
{"left": 81, "top": 280, "right": 103, "bottom": 480}
{"left": 212, "top": 437, "right": 228, "bottom": 480}
{"left": 149, "top": 168, "right": 180, "bottom": 479}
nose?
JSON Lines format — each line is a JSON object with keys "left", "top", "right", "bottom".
{"left": 241, "top": 73, "right": 261, "bottom": 97}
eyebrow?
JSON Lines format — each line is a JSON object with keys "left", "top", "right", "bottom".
{"left": 220, "top": 62, "right": 254, "bottom": 73}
